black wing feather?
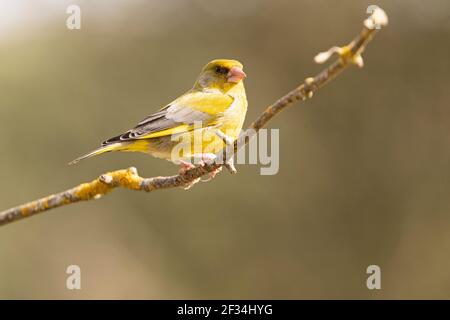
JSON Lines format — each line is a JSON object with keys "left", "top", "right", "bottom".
{"left": 102, "top": 106, "right": 180, "bottom": 145}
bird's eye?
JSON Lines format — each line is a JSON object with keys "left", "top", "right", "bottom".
{"left": 215, "top": 66, "right": 229, "bottom": 75}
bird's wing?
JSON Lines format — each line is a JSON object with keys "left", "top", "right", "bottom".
{"left": 102, "top": 91, "right": 234, "bottom": 145}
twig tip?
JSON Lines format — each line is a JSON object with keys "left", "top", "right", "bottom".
{"left": 365, "top": 5, "right": 388, "bottom": 30}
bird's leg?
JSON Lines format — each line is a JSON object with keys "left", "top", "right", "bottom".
{"left": 191, "top": 153, "right": 223, "bottom": 182}
{"left": 178, "top": 159, "right": 196, "bottom": 172}
{"left": 192, "top": 153, "right": 217, "bottom": 166}
{"left": 200, "top": 165, "right": 222, "bottom": 182}
{"left": 177, "top": 160, "right": 201, "bottom": 189}
{"left": 178, "top": 155, "right": 222, "bottom": 184}
{"left": 215, "top": 130, "right": 237, "bottom": 174}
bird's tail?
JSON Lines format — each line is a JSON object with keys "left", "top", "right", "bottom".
{"left": 68, "top": 143, "right": 124, "bottom": 165}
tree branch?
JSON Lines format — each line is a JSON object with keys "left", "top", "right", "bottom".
{"left": 0, "top": 7, "right": 388, "bottom": 227}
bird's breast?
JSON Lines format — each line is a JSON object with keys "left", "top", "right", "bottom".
{"left": 220, "top": 90, "right": 247, "bottom": 139}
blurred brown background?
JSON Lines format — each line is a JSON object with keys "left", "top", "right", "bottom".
{"left": 0, "top": 0, "right": 449, "bottom": 299}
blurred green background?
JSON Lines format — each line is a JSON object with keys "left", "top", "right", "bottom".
{"left": 0, "top": 0, "right": 449, "bottom": 299}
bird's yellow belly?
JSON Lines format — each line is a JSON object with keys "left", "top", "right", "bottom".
{"left": 145, "top": 123, "right": 242, "bottom": 163}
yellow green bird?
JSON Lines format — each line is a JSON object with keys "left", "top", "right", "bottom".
{"left": 69, "top": 59, "right": 248, "bottom": 171}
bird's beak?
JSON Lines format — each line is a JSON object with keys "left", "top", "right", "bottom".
{"left": 227, "top": 66, "right": 247, "bottom": 83}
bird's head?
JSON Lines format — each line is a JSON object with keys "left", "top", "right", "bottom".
{"left": 194, "top": 59, "right": 246, "bottom": 93}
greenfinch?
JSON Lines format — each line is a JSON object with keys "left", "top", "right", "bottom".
{"left": 70, "top": 59, "right": 248, "bottom": 168}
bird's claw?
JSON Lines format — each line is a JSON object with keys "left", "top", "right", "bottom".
{"left": 178, "top": 155, "right": 224, "bottom": 188}
{"left": 178, "top": 160, "right": 196, "bottom": 174}
{"left": 201, "top": 166, "right": 223, "bottom": 182}
{"left": 178, "top": 160, "right": 201, "bottom": 189}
